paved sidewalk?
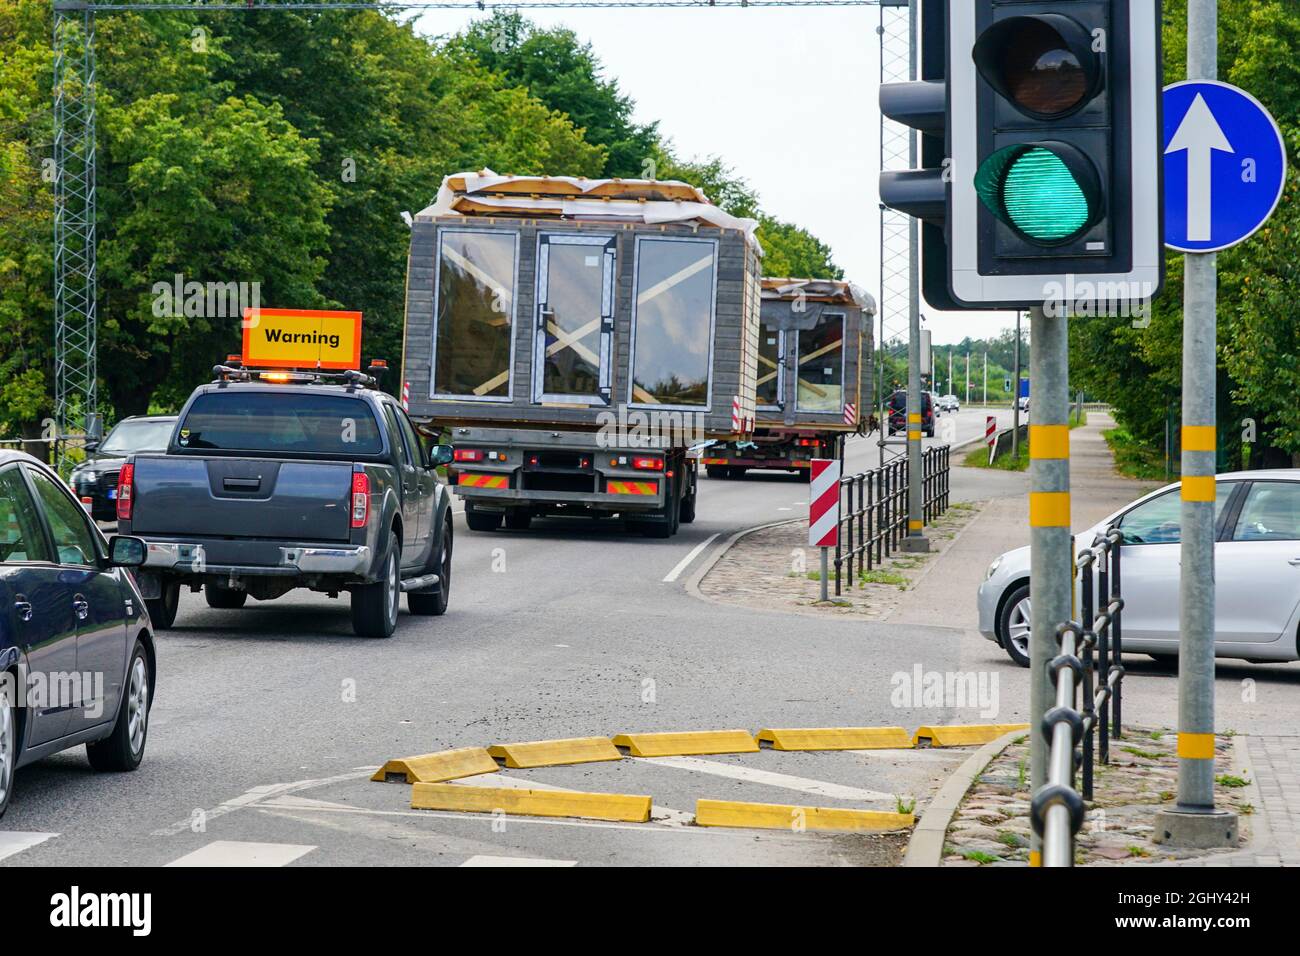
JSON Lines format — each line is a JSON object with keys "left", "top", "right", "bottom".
{"left": 889, "top": 411, "right": 1158, "bottom": 630}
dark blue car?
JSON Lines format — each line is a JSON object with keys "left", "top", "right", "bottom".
{"left": 0, "top": 451, "right": 155, "bottom": 819}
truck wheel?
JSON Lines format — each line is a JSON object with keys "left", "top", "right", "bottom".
{"left": 679, "top": 490, "right": 697, "bottom": 524}
{"left": 504, "top": 509, "right": 532, "bottom": 531}
{"left": 465, "top": 506, "right": 502, "bottom": 532}
{"left": 634, "top": 519, "right": 673, "bottom": 539}
{"left": 409, "top": 519, "right": 452, "bottom": 617}
{"left": 145, "top": 579, "right": 180, "bottom": 630}
{"left": 205, "top": 584, "right": 247, "bottom": 609}
{"left": 351, "top": 545, "right": 400, "bottom": 639}
{"left": 86, "top": 640, "right": 150, "bottom": 772}
{"left": 729, "top": 467, "right": 747, "bottom": 480}
{"left": 705, "top": 465, "right": 726, "bottom": 480}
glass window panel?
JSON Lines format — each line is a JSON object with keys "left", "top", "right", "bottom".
{"left": 796, "top": 312, "right": 845, "bottom": 412}
{"left": 435, "top": 231, "right": 516, "bottom": 399}
{"left": 178, "top": 392, "right": 383, "bottom": 456}
{"left": 756, "top": 322, "right": 782, "bottom": 407}
{"left": 1120, "top": 483, "right": 1234, "bottom": 545}
{"left": 28, "top": 469, "right": 99, "bottom": 566}
{"left": 0, "top": 468, "right": 52, "bottom": 564}
{"left": 1233, "top": 483, "right": 1300, "bottom": 541}
{"left": 631, "top": 239, "right": 715, "bottom": 406}
{"left": 541, "top": 241, "right": 605, "bottom": 399}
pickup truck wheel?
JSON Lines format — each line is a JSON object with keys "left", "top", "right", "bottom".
{"left": 86, "top": 641, "right": 149, "bottom": 772}
{"left": 0, "top": 691, "right": 15, "bottom": 818}
{"left": 351, "top": 546, "right": 400, "bottom": 638}
{"left": 465, "top": 506, "right": 502, "bottom": 532}
{"left": 145, "top": 579, "right": 180, "bottom": 630}
{"left": 409, "top": 520, "right": 452, "bottom": 617}
{"left": 205, "top": 584, "right": 247, "bottom": 609}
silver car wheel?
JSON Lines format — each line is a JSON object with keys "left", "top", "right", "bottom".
{"left": 1007, "top": 595, "right": 1032, "bottom": 658}
{"left": 127, "top": 655, "right": 149, "bottom": 756}
{"left": 0, "top": 698, "right": 13, "bottom": 806}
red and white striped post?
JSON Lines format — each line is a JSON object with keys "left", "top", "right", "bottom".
{"left": 402, "top": 381, "right": 411, "bottom": 411}
{"left": 986, "top": 415, "right": 997, "bottom": 465}
{"left": 809, "top": 458, "right": 841, "bottom": 601}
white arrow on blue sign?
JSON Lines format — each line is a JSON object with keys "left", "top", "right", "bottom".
{"left": 1163, "top": 80, "right": 1287, "bottom": 253}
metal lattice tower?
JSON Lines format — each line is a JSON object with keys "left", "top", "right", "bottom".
{"left": 53, "top": 1, "right": 98, "bottom": 467}
{"left": 876, "top": 0, "right": 913, "bottom": 466}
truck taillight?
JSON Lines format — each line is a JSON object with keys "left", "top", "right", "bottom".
{"left": 454, "top": 449, "right": 483, "bottom": 463}
{"left": 351, "top": 472, "right": 370, "bottom": 528}
{"left": 632, "top": 456, "right": 664, "bottom": 471}
{"left": 116, "top": 464, "right": 134, "bottom": 521}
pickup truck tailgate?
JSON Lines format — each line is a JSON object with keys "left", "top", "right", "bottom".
{"left": 129, "top": 456, "right": 354, "bottom": 542}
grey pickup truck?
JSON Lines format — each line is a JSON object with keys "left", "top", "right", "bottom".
{"left": 116, "top": 365, "right": 455, "bottom": 638}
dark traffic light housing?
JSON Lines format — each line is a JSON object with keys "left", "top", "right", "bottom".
{"left": 880, "top": 0, "right": 1164, "bottom": 312}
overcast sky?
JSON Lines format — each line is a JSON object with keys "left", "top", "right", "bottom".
{"left": 414, "top": 3, "right": 1017, "bottom": 346}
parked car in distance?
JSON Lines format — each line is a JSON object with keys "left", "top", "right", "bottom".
{"left": 979, "top": 471, "right": 1300, "bottom": 667}
{"left": 886, "top": 389, "right": 935, "bottom": 437}
{"left": 935, "top": 394, "right": 960, "bottom": 412}
{"left": 0, "top": 451, "right": 155, "bottom": 819}
{"left": 117, "top": 364, "right": 456, "bottom": 638}
{"left": 70, "top": 416, "right": 178, "bottom": 522}
{"left": 1017, "top": 396, "right": 1029, "bottom": 413}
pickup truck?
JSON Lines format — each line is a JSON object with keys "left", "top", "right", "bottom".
{"left": 116, "top": 367, "right": 455, "bottom": 638}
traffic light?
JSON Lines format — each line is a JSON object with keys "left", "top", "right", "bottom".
{"left": 879, "top": 0, "right": 958, "bottom": 311}
{"left": 881, "top": 1, "right": 1165, "bottom": 312}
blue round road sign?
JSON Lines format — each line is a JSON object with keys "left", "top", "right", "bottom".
{"left": 1164, "top": 80, "right": 1287, "bottom": 253}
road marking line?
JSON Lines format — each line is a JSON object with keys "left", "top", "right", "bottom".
{"left": 460, "top": 855, "right": 577, "bottom": 867}
{"left": 165, "top": 840, "right": 316, "bottom": 867}
{"left": 662, "top": 533, "right": 719, "bottom": 583}
{"left": 640, "top": 756, "right": 895, "bottom": 802}
{"left": 153, "top": 768, "right": 373, "bottom": 836}
{"left": 0, "top": 831, "right": 57, "bottom": 862}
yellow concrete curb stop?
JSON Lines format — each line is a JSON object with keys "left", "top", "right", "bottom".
{"left": 371, "top": 747, "right": 499, "bottom": 784}
{"left": 695, "top": 799, "right": 914, "bottom": 832}
{"left": 487, "top": 737, "right": 623, "bottom": 769}
{"left": 756, "top": 726, "right": 913, "bottom": 751}
{"left": 612, "top": 730, "right": 759, "bottom": 757}
{"left": 912, "top": 724, "right": 1030, "bottom": 748}
{"left": 411, "top": 783, "right": 652, "bottom": 823}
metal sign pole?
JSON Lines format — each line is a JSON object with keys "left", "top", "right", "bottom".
{"left": 900, "top": 0, "right": 928, "bottom": 554}
{"left": 1156, "top": 0, "right": 1238, "bottom": 850}
{"left": 1028, "top": 304, "right": 1072, "bottom": 867}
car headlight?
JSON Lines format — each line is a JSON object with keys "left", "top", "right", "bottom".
{"left": 985, "top": 556, "right": 1003, "bottom": 581}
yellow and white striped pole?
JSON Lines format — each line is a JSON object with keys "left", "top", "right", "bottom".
{"left": 1028, "top": 305, "right": 1072, "bottom": 867}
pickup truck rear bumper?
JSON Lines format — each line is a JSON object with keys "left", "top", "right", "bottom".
{"left": 143, "top": 540, "right": 373, "bottom": 576}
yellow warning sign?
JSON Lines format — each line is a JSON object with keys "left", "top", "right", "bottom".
{"left": 241, "top": 307, "right": 362, "bottom": 370}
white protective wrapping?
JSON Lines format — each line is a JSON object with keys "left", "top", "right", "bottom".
{"left": 418, "top": 169, "right": 762, "bottom": 250}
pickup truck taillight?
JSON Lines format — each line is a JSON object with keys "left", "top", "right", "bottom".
{"left": 351, "top": 472, "right": 370, "bottom": 528}
{"left": 116, "top": 463, "right": 134, "bottom": 521}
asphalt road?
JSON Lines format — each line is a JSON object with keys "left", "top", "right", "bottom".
{"left": 0, "top": 406, "right": 1115, "bottom": 867}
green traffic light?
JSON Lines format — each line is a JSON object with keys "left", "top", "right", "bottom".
{"left": 1003, "top": 148, "right": 1089, "bottom": 241}
{"left": 974, "top": 142, "right": 1102, "bottom": 246}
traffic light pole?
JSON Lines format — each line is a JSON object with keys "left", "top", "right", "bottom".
{"left": 1156, "top": 0, "right": 1238, "bottom": 850}
{"left": 1028, "top": 304, "right": 1072, "bottom": 867}
{"left": 901, "top": 0, "right": 928, "bottom": 554}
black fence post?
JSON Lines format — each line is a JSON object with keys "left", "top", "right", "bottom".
{"left": 1098, "top": 552, "right": 1111, "bottom": 766}
{"left": 834, "top": 479, "right": 843, "bottom": 597}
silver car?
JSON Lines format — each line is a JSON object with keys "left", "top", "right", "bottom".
{"left": 978, "top": 471, "right": 1300, "bottom": 667}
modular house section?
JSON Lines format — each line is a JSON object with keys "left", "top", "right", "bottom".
{"left": 401, "top": 172, "right": 762, "bottom": 441}
{"left": 755, "top": 278, "right": 876, "bottom": 431}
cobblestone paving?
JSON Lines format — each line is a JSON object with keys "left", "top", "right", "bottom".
{"left": 940, "top": 729, "right": 1254, "bottom": 867}
{"left": 698, "top": 501, "right": 984, "bottom": 620}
